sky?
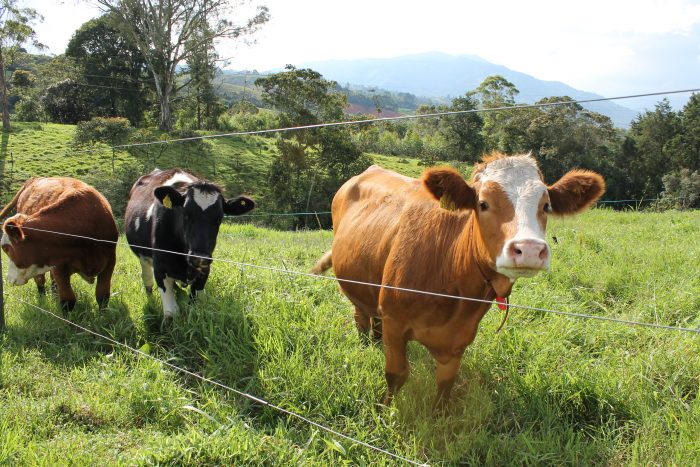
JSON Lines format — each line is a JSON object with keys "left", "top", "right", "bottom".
{"left": 23, "top": 0, "right": 700, "bottom": 102}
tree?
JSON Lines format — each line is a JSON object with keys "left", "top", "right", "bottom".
{"left": 468, "top": 75, "right": 520, "bottom": 150}
{"left": 256, "top": 66, "right": 371, "bottom": 224}
{"left": 0, "top": 0, "right": 43, "bottom": 130}
{"left": 624, "top": 99, "right": 681, "bottom": 196}
{"left": 66, "top": 14, "right": 150, "bottom": 125}
{"left": 93, "top": 0, "right": 269, "bottom": 131}
{"left": 439, "top": 94, "right": 484, "bottom": 161}
{"left": 183, "top": 23, "right": 220, "bottom": 130}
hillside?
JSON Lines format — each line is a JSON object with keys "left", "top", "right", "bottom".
{"left": 294, "top": 52, "right": 641, "bottom": 128}
{"left": 0, "top": 122, "right": 427, "bottom": 219}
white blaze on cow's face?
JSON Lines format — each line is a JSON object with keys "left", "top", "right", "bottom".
{"left": 1, "top": 232, "right": 51, "bottom": 285}
{"left": 474, "top": 155, "right": 551, "bottom": 279}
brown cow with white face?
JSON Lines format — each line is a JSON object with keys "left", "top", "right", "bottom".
{"left": 0, "top": 177, "right": 118, "bottom": 311}
{"left": 312, "top": 153, "right": 605, "bottom": 407}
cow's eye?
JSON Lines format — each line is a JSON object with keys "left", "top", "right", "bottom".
{"left": 544, "top": 203, "right": 552, "bottom": 213}
{"left": 479, "top": 201, "right": 489, "bottom": 211}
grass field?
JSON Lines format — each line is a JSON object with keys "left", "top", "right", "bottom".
{"left": 1, "top": 208, "right": 699, "bottom": 465}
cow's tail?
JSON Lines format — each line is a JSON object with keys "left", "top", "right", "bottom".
{"left": 311, "top": 250, "right": 333, "bottom": 275}
{"left": 0, "top": 178, "right": 33, "bottom": 219}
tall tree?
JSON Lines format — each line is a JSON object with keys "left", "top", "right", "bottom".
{"left": 0, "top": 0, "right": 42, "bottom": 130}
{"left": 256, "top": 66, "right": 370, "bottom": 224}
{"left": 468, "top": 75, "right": 520, "bottom": 150}
{"left": 93, "top": 0, "right": 269, "bottom": 131}
{"left": 439, "top": 94, "right": 485, "bottom": 162}
{"left": 66, "top": 14, "right": 150, "bottom": 125}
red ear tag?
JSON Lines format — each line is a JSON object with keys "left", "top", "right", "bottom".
{"left": 496, "top": 296, "right": 508, "bottom": 311}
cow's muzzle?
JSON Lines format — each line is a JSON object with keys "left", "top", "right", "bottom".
{"left": 496, "top": 238, "right": 550, "bottom": 279}
{"left": 186, "top": 255, "right": 212, "bottom": 280}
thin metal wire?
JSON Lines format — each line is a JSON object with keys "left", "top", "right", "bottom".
{"left": 14, "top": 225, "right": 700, "bottom": 335}
{"left": 1, "top": 293, "right": 427, "bottom": 466}
{"left": 70, "top": 87, "right": 700, "bottom": 154}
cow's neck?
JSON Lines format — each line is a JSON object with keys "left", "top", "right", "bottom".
{"left": 461, "top": 215, "right": 514, "bottom": 300}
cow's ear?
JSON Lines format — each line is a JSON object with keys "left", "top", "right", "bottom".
{"left": 153, "top": 186, "right": 185, "bottom": 209}
{"left": 548, "top": 169, "right": 605, "bottom": 215}
{"left": 422, "top": 167, "right": 477, "bottom": 211}
{"left": 3, "top": 219, "right": 25, "bottom": 243}
{"left": 224, "top": 196, "right": 255, "bottom": 216}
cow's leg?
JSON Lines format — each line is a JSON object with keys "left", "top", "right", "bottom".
{"left": 35, "top": 273, "right": 47, "bottom": 295}
{"left": 52, "top": 264, "right": 76, "bottom": 312}
{"left": 95, "top": 251, "right": 116, "bottom": 309}
{"left": 433, "top": 355, "right": 463, "bottom": 411}
{"left": 156, "top": 274, "right": 179, "bottom": 325}
{"left": 370, "top": 316, "right": 383, "bottom": 344}
{"left": 381, "top": 318, "right": 409, "bottom": 406}
{"left": 353, "top": 306, "right": 371, "bottom": 344}
{"left": 138, "top": 256, "right": 154, "bottom": 295}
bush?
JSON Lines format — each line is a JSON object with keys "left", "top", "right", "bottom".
{"left": 74, "top": 117, "right": 133, "bottom": 148}
{"left": 660, "top": 168, "right": 700, "bottom": 209}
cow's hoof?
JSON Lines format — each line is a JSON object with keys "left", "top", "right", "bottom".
{"left": 144, "top": 286, "right": 153, "bottom": 296}
{"left": 60, "top": 300, "right": 76, "bottom": 314}
{"left": 96, "top": 295, "right": 110, "bottom": 310}
{"left": 160, "top": 316, "right": 173, "bottom": 332}
{"left": 432, "top": 397, "right": 451, "bottom": 416}
{"left": 37, "top": 285, "right": 46, "bottom": 296}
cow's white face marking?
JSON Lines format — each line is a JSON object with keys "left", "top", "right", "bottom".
{"left": 134, "top": 216, "right": 140, "bottom": 231}
{"left": 145, "top": 203, "right": 155, "bottom": 221}
{"left": 159, "top": 276, "right": 179, "bottom": 318}
{"left": 5, "top": 259, "right": 50, "bottom": 286}
{"left": 192, "top": 188, "right": 220, "bottom": 211}
{"left": 476, "top": 155, "right": 551, "bottom": 278}
{"left": 1, "top": 232, "right": 10, "bottom": 247}
{"left": 164, "top": 172, "right": 194, "bottom": 187}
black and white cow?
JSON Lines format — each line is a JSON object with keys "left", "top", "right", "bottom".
{"left": 124, "top": 169, "right": 254, "bottom": 322}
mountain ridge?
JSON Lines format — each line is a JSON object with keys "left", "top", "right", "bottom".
{"left": 288, "top": 52, "right": 640, "bottom": 128}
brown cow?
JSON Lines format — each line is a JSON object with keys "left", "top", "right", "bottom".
{"left": 312, "top": 153, "right": 605, "bottom": 407}
{"left": 0, "top": 177, "right": 118, "bottom": 311}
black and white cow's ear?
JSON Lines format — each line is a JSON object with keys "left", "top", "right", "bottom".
{"left": 223, "top": 196, "right": 255, "bottom": 216}
{"left": 153, "top": 186, "right": 185, "bottom": 209}
{"left": 3, "top": 219, "right": 25, "bottom": 243}
{"left": 422, "top": 167, "right": 477, "bottom": 211}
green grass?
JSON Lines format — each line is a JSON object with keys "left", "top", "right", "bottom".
{"left": 1, "top": 209, "right": 699, "bottom": 465}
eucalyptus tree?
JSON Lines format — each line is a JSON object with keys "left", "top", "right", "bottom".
{"left": 93, "top": 0, "right": 269, "bottom": 131}
{"left": 0, "top": 0, "right": 43, "bottom": 130}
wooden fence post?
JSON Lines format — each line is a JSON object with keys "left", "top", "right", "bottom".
{"left": 0, "top": 252, "right": 5, "bottom": 331}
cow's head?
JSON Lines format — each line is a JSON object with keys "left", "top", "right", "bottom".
{"left": 423, "top": 153, "right": 604, "bottom": 282}
{"left": 1, "top": 215, "right": 51, "bottom": 285}
{"left": 153, "top": 182, "right": 254, "bottom": 280}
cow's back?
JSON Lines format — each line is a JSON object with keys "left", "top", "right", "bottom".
{"left": 330, "top": 166, "right": 425, "bottom": 312}
{"left": 18, "top": 177, "right": 117, "bottom": 242}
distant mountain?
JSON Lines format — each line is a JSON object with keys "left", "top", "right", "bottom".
{"left": 293, "top": 52, "right": 640, "bottom": 128}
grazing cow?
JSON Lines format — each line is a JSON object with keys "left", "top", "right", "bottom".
{"left": 124, "top": 169, "right": 254, "bottom": 323}
{"left": 312, "top": 153, "right": 605, "bottom": 407}
{"left": 0, "top": 177, "right": 118, "bottom": 310}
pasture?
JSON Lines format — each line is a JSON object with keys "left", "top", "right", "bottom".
{"left": 1, "top": 208, "right": 699, "bottom": 465}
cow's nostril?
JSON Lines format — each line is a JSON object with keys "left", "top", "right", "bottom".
{"left": 539, "top": 247, "right": 548, "bottom": 260}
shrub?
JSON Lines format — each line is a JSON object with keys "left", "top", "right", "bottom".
{"left": 74, "top": 117, "right": 133, "bottom": 148}
{"left": 82, "top": 162, "right": 143, "bottom": 220}
{"left": 660, "top": 168, "right": 700, "bottom": 209}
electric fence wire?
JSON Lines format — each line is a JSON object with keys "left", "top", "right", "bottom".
{"left": 12, "top": 224, "right": 700, "bottom": 335}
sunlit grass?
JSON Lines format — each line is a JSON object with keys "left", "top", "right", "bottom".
{"left": 1, "top": 209, "right": 699, "bottom": 464}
